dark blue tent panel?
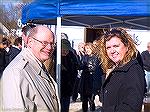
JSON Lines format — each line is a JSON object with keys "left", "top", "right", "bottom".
{"left": 21, "top": 0, "right": 150, "bottom": 30}
{"left": 60, "top": 0, "right": 150, "bottom": 16}
{"left": 22, "top": 2, "right": 58, "bottom": 22}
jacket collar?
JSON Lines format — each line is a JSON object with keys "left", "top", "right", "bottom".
{"left": 102, "top": 59, "right": 139, "bottom": 88}
{"left": 113, "top": 59, "right": 138, "bottom": 72}
{"left": 23, "top": 48, "right": 50, "bottom": 81}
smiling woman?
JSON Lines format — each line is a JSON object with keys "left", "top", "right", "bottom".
{"left": 96, "top": 28, "right": 146, "bottom": 112}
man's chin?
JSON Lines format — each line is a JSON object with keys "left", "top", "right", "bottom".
{"left": 42, "top": 55, "right": 50, "bottom": 61}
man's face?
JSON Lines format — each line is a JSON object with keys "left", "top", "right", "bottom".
{"left": 147, "top": 43, "right": 150, "bottom": 52}
{"left": 28, "top": 28, "right": 54, "bottom": 62}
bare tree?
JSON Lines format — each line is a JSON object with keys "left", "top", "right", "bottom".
{"left": 0, "top": 0, "right": 32, "bottom": 31}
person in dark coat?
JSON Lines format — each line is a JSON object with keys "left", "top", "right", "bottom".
{"left": 141, "top": 42, "right": 150, "bottom": 93}
{"left": 80, "top": 42, "right": 103, "bottom": 112}
{"left": 96, "top": 28, "right": 146, "bottom": 112}
{"left": 8, "top": 37, "right": 22, "bottom": 62}
{"left": 0, "top": 48, "right": 6, "bottom": 72}
{"left": 0, "top": 42, "right": 6, "bottom": 77}
{"left": 2, "top": 37, "right": 22, "bottom": 66}
{"left": 60, "top": 39, "right": 78, "bottom": 112}
{"left": 72, "top": 42, "right": 85, "bottom": 102}
{"left": 2, "top": 37, "right": 11, "bottom": 67}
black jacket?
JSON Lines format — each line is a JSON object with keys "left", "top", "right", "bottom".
{"left": 141, "top": 50, "right": 150, "bottom": 71}
{"left": 4, "top": 46, "right": 21, "bottom": 67}
{"left": 80, "top": 54, "right": 103, "bottom": 96}
{"left": 101, "top": 59, "right": 146, "bottom": 112}
{"left": 61, "top": 51, "right": 78, "bottom": 97}
{"left": 0, "top": 48, "right": 6, "bottom": 73}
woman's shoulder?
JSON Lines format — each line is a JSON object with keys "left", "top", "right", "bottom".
{"left": 123, "top": 59, "right": 144, "bottom": 76}
{"left": 115, "top": 59, "right": 142, "bottom": 73}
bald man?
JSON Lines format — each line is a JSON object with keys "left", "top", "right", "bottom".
{"left": 2, "top": 26, "right": 60, "bottom": 112}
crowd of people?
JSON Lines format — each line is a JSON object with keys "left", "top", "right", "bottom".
{"left": 0, "top": 37, "right": 22, "bottom": 76}
{"left": 0, "top": 25, "right": 149, "bottom": 112}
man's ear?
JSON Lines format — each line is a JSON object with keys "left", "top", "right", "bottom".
{"left": 27, "top": 37, "right": 32, "bottom": 47}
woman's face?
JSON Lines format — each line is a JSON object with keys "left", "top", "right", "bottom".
{"left": 85, "top": 45, "right": 92, "bottom": 55}
{"left": 106, "top": 36, "right": 128, "bottom": 64}
{"left": 78, "top": 43, "right": 85, "bottom": 52}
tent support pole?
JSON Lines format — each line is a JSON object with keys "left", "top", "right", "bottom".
{"left": 56, "top": 17, "right": 61, "bottom": 98}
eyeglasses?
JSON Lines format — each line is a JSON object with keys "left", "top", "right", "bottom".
{"left": 32, "top": 37, "right": 55, "bottom": 48}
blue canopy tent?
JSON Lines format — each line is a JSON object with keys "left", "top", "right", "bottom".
{"left": 22, "top": 0, "right": 150, "bottom": 29}
{"left": 21, "top": 0, "right": 150, "bottom": 96}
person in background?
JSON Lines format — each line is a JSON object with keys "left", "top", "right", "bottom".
{"left": 96, "top": 28, "right": 146, "bottom": 112}
{"left": 72, "top": 42, "right": 86, "bottom": 102}
{"left": 0, "top": 40, "right": 6, "bottom": 77}
{"left": 93, "top": 40, "right": 99, "bottom": 48}
{"left": 61, "top": 33, "right": 69, "bottom": 40}
{"left": 60, "top": 39, "right": 78, "bottom": 112}
{"left": 2, "top": 37, "right": 22, "bottom": 65}
{"left": 1, "top": 25, "right": 60, "bottom": 111}
{"left": 141, "top": 42, "right": 150, "bottom": 93}
{"left": 13, "top": 37, "right": 22, "bottom": 50}
{"left": 2, "top": 37, "right": 11, "bottom": 67}
{"left": 80, "top": 42, "right": 103, "bottom": 112}
{"left": 8, "top": 37, "right": 22, "bottom": 62}
{"left": 77, "top": 42, "right": 85, "bottom": 58}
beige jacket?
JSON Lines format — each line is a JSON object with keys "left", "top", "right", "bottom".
{"left": 1, "top": 48, "right": 60, "bottom": 112}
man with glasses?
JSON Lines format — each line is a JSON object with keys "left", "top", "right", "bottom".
{"left": 1, "top": 25, "right": 60, "bottom": 112}
{"left": 141, "top": 42, "right": 150, "bottom": 93}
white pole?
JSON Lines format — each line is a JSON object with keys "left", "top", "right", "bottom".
{"left": 56, "top": 17, "right": 61, "bottom": 97}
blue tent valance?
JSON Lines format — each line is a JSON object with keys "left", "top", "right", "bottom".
{"left": 22, "top": 0, "right": 150, "bottom": 30}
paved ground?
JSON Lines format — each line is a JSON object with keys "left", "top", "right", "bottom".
{"left": 69, "top": 94, "right": 146, "bottom": 112}
{"left": 69, "top": 95, "right": 102, "bottom": 112}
